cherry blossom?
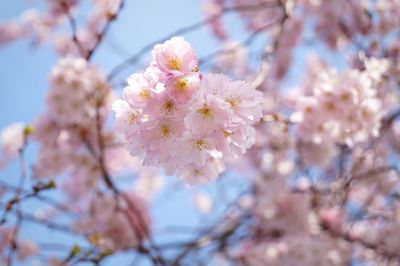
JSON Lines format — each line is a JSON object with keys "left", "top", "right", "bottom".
{"left": 0, "top": 123, "right": 26, "bottom": 169}
{"left": 114, "top": 37, "right": 263, "bottom": 184}
{"left": 292, "top": 65, "right": 384, "bottom": 146}
{"left": 75, "top": 190, "right": 151, "bottom": 251}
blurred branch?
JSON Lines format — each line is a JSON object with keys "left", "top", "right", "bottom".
{"left": 60, "top": 0, "right": 86, "bottom": 56}
{"left": 251, "top": 0, "right": 289, "bottom": 90}
{"left": 107, "top": 1, "right": 280, "bottom": 80}
{"left": 86, "top": 0, "right": 126, "bottom": 60}
{"left": 88, "top": 101, "right": 166, "bottom": 265}
{"left": 199, "top": 19, "right": 279, "bottom": 66}
{"left": 6, "top": 144, "right": 27, "bottom": 266}
{"left": 0, "top": 179, "right": 77, "bottom": 219}
{"left": 0, "top": 202, "right": 81, "bottom": 236}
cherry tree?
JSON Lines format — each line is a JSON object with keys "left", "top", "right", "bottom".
{"left": 1, "top": 0, "right": 400, "bottom": 265}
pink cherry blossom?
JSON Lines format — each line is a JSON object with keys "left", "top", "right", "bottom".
{"left": 152, "top": 37, "right": 199, "bottom": 75}
{"left": 292, "top": 65, "right": 384, "bottom": 146}
{"left": 166, "top": 72, "right": 201, "bottom": 104}
{"left": 75, "top": 190, "right": 151, "bottom": 251}
{"left": 185, "top": 90, "right": 232, "bottom": 136}
{"left": 114, "top": 37, "right": 263, "bottom": 184}
{"left": 0, "top": 123, "right": 26, "bottom": 169}
{"left": 193, "top": 191, "right": 213, "bottom": 214}
{"left": 47, "top": 56, "right": 111, "bottom": 126}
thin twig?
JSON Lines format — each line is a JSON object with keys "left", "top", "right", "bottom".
{"left": 107, "top": 2, "right": 280, "bottom": 80}
{"left": 85, "top": 0, "right": 126, "bottom": 60}
{"left": 60, "top": 0, "right": 86, "bottom": 56}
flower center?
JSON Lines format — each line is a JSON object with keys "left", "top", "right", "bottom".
{"left": 192, "top": 139, "right": 211, "bottom": 151}
{"left": 128, "top": 112, "right": 138, "bottom": 124}
{"left": 226, "top": 95, "right": 241, "bottom": 111}
{"left": 305, "top": 106, "right": 314, "bottom": 113}
{"left": 160, "top": 124, "right": 172, "bottom": 138}
{"left": 193, "top": 169, "right": 204, "bottom": 177}
{"left": 162, "top": 99, "right": 176, "bottom": 115}
{"left": 325, "top": 101, "right": 336, "bottom": 112}
{"left": 197, "top": 104, "right": 214, "bottom": 119}
{"left": 168, "top": 56, "right": 181, "bottom": 71}
{"left": 175, "top": 78, "right": 189, "bottom": 92}
{"left": 340, "top": 92, "right": 351, "bottom": 102}
{"left": 139, "top": 88, "right": 151, "bottom": 100}
{"left": 223, "top": 130, "right": 233, "bottom": 138}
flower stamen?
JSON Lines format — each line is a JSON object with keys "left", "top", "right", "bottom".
{"left": 197, "top": 104, "right": 214, "bottom": 119}
{"left": 168, "top": 56, "right": 181, "bottom": 71}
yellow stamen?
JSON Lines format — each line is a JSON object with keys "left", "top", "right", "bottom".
{"left": 193, "top": 169, "right": 204, "bottom": 176}
{"left": 160, "top": 124, "right": 172, "bottom": 138}
{"left": 226, "top": 95, "right": 241, "bottom": 111}
{"left": 139, "top": 88, "right": 151, "bottom": 100}
{"left": 325, "top": 101, "right": 336, "bottom": 112}
{"left": 162, "top": 99, "right": 176, "bottom": 115}
{"left": 168, "top": 56, "right": 181, "bottom": 70}
{"left": 128, "top": 112, "right": 138, "bottom": 124}
{"left": 223, "top": 130, "right": 233, "bottom": 138}
{"left": 340, "top": 92, "right": 351, "bottom": 102}
{"left": 175, "top": 78, "right": 189, "bottom": 93}
{"left": 192, "top": 139, "right": 211, "bottom": 151}
{"left": 197, "top": 104, "right": 214, "bottom": 119}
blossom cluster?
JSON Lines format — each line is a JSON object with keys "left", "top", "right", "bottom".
{"left": 47, "top": 56, "right": 111, "bottom": 126}
{"left": 114, "top": 37, "right": 263, "bottom": 184}
{"left": 292, "top": 66, "right": 384, "bottom": 146}
{"left": 0, "top": 9, "right": 59, "bottom": 47}
{"left": 202, "top": 0, "right": 372, "bottom": 50}
{"left": 222, "top": 177, "right": 351, "bottom": 265}
{"left": 28, "top": 56, "right": 152, "bottom": 251}
{"left": 239, "top": 235, "right": 349, "bottom": 266}
{"left": 55, "top": 0, "right": 124, "bottom": 56}
{"left": 0, "top": 0, "right": 124, "bottom": 57}
{"left": 75, "top": 189, "right": 151, "bottom": 251}
{"left": 33, "top": 57, "right": 109, "bottom": 179}
{"left": 0, "top": 0, "right": 80, "bottom": 47}
{"left": 33, "top": 57, "right": 133, "bottom": 187}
